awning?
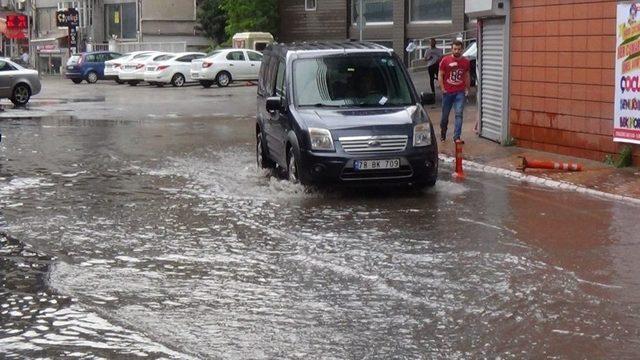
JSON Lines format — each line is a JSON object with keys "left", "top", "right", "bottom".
{"left": 31, "top": 32, "right": 68, "bottom": 44}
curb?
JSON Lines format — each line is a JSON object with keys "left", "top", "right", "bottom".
{"left": 438, "top": 154, "right": 640, "bottom": 205}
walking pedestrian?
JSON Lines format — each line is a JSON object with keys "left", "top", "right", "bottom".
{"left": 424, "top": 38, "right": 442, "bottom": 95}
{"left": 438, "top": 39, "right": 470, "bottom": 142}
{"left": 20, "top": 50, "right": 29, "bottom": 65}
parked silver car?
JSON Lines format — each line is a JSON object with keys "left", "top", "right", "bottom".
{"left": 0, "top": 58, "right": 40, "bottom": 106}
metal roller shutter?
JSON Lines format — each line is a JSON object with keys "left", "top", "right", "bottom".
{"left": 480, "top": 18, "right": 506, "bottom": 143}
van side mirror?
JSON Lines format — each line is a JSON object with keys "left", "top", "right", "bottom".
{"left": 266, "top": 96, "right": 284, "bottom": 112}
{"left": 420, "top": 92, "right": 435, "bottom": 106}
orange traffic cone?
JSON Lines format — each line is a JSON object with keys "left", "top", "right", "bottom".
{"left": 517, "top": 156, "right": 583, "bottom": 172}
{"left": 453, "top": 140, "right": 465, "bottom": 179}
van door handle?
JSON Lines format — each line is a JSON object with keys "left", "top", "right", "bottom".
{"left": 229, "top": 64, "right": 234, "bottom": 67}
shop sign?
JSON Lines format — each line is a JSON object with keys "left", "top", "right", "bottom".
{"left": 615, "top": 2, "right": 640, "bottom": 144}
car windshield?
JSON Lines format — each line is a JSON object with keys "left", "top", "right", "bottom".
{"left": 154, "top": 54, "right": 172, "bottom": 61}
{"left": 11, "top": 61, "right": 24, "bottom": 70}
{"left": 294, "top": 55, "right": 414, "bottom": 108}
{"left": 134, "top": 53, "right": 152, "bottom": 60}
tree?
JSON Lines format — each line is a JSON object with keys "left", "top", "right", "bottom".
{"left": 221, "top": 0, "right": 278, "bottom": 39}
{"left": 196, "top": 0, "right": 228, "bottom": 45}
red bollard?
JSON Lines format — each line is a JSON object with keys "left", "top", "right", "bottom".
{"left": 453, "top": 140, "right": 465, "bottom": 179}
{"left": 517, "top": 156, "right": 583, "bottom": 172}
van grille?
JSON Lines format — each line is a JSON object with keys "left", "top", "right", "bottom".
{"left": 338, "top": 135, "right": 408, "bottom": 154}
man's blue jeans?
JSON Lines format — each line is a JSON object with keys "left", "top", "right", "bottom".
{"left": 440, "top": 91, "right": 465, "bottom": 140}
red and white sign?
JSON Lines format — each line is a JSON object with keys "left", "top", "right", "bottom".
{"left": 615, "top": 2, "right": 640, "bottom": 145}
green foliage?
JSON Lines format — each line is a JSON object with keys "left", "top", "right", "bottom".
{"left": 220, "top": 0, "right": 278, "bottom": 39}
{"left": 604, "top": 146, "right": 634, "bottom": 168}
{"left": 503, "top": 137, "right": 517, "bottom": 147}
{"left": 197, "top": 0, "right": 228, "bottom": 45}
{"left": 604, "top": 154, "right": 614, "bottom": 166}
{"left": 614, "top": 146, "right": 633, "bottom": 168}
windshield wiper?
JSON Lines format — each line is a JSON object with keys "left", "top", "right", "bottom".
{"left": 300, "top": 103, "right": 340, "bottom": 108}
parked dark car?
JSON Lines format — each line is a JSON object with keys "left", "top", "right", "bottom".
{"left": 65, "top": 51, "right": 121, "bottom": 84}
{"left": 256, "top": 41, "right": 438, "bottom": 189}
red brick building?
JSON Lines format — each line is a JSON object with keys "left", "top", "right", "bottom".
{"left": 471, "top": 0, "right": 639, "bottom": 165}
{"left": 510, "top": 0, "right": 640, "bottom": 164}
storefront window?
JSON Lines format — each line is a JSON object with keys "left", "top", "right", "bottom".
{"left": 410, "top": 0, "right": 451, "bottom": 22}
{"left": 106, "top": 2, "right": 137, "bottom": 39}
{"left": 352, "top": 0, "right": 393, "bottom": 24}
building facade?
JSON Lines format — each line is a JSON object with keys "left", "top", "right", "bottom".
{"left": 470, "top": 0, "right": 638, "bottom": 165}
{"left": 278, "top": 0, "right": 470, "bottom": 62}
{"left": 31, "top": 0, "right": 208, "bottom": 73}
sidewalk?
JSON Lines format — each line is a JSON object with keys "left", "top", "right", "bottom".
{"left": 409, "top": 71, "right": 640, "bottom": 202}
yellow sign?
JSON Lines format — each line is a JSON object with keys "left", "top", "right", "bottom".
{"left": 114, "top": 11, "right": 120, "bottom": 24}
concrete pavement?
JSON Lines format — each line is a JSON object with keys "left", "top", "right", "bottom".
{"left": 410, "top": 70, "right": 640, "bottom": 202}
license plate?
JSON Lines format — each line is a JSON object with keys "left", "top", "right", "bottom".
{"left": 354, "top": 159, "right": 400, "bottom": 171}
{"left": 67, "top": 66, "right": 74, "bottom": 70}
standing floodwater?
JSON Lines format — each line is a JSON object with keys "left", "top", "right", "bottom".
{"left": 1, "top": 116, "right": 639, "bottom": 358}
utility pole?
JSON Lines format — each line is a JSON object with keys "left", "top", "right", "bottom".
{"left": 358, "top": 0, "right": 364, "bottom": 41}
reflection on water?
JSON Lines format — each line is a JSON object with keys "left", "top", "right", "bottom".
{"left": 1, "top": 117, "right": 640, "bottom": 358}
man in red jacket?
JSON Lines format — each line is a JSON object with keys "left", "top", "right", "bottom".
{"left": 438, "top": 39, "right": 471, "bottom": 142}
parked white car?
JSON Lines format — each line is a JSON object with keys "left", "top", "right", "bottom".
{"left": 105, "top": 51, "right": 154, "bottom": 84}
{"left": 143, "top": 52, "right": 206, "bottom": 87}
{"left": 190, "top": 49, "right": 263, "bottom": 88}
{"left": 118, "top": 52, "right": 172, "bottom": 86}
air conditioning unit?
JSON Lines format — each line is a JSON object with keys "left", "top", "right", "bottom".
{"left": 465, "top": 0, "right": 507, "bottom": 18}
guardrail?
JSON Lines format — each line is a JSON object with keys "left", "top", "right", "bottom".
{"left": 407, "top": 29, "right": 476, "bottom": 70}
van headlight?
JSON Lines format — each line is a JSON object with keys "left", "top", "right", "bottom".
{"left": 309, "top": 128, "right": 334, "bottom": 151}
{"left": 413, "top": 123, "right": 432, "bottom": 147}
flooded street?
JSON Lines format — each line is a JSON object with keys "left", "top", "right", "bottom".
{"left": 1, "top": 113, "right": 639, "bottom": 359}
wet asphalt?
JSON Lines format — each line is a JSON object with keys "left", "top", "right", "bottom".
{"left": 0, "top": 80, "right": 639, "bottom": 359}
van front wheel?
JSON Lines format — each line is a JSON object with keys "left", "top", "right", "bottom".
{"left": 286, "top": 146, "right": 310, "bottom": 185}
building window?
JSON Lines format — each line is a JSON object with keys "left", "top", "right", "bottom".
{"left": 105, "top": 2, "right": 137, "bottom": 40}
{"left": 305, "top": 0, "right": 317, "bottom": 11}
{"left": 410, "top": 0, "right": 452, "bottom": 22}
{"left": 352, "top": 0, "right": 393, "bottom": 24}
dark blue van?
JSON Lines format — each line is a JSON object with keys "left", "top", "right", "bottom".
{"left": 256, "top": 41, "right": 438, "bottom": 189}
{"left": 65, "top": 51, "right": 121, "bottom": 84}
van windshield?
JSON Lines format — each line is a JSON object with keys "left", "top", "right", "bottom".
{"left": 294, "top": 55, "right": 414, "bottom": 108}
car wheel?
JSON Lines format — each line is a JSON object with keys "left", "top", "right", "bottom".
{"left": 287, "top": 148, "right": 300, "bottom": 184}
{"left": 115, "top": 79, "right": 125, "bottom": 84}
{"left": 216, "top": 71, "right": 231, "bottom": 87}
{"left": 86, "top": 71, "right": 98, "bottom": 84}
{"left": 10, "top": 83, "right": 31, "bottom": 106}
{"left": 71, "top": 78, "right": 83, "bottom": 84}
{"left": 171, "top": 73, "right": 186, "bottom": 87}
{"left": 128, "top": 81, "right": 139, "bottom": 86}
{"left": 200, "top": 80, "right": 213, "bottom": 88}
{"left": 256, "top": 132, "right": 276, "bottom": 169}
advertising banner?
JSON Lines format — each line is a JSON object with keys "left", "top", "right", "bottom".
{"left": 616, "top": 2, "right": 640, "bottom": 144}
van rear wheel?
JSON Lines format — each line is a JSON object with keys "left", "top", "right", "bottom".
{"left": 256, "top": 132, "right": 275, "bottom": 169}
